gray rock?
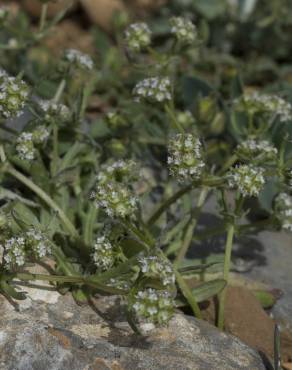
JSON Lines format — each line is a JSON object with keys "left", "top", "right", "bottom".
{"left": 0, "top": 291, "right": 266, "bottom": 370}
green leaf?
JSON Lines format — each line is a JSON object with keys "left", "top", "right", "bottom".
{"left": 11, "top": 202, "right": 40, "bottom": 231}
{"left": 0, "top": 280, "right": 26, "bottom": 300}
{"left": 176, "top": 279, "right": 226, "bottom": 306}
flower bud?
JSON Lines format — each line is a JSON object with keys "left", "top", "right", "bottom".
{"left": 129, "top": 288, "right": 174, "bottom": 325}
{"left": 133, "top": 77, "right": 172, "bottom": 103}
{"left": 227, "top": 164, "right": 265, "bottom": 197}
{"left": 125, "top": 22, "right": 151, "bottom": 52}
{"left": 16, "top": 132, "right": 35, "bottom": 161}
{"left": 168, "top": 133, "right": 205, "bottom": 182}
{"left": 92, "top": 236, "right": 115, "bottom": 270}
{"left": 138, "top": 254, "right": 175, "bottom": 287}
{"left": 0, "top": 75, "right": 29, "bottom": 118}
{"left": 37, "top": 99, "right": 70, "bottom": 122}
{"left": 170, "top": 17, "right": 197, "bottom": 45}
{"left": 64, "top": 49, "right": 94, "bottom": 71}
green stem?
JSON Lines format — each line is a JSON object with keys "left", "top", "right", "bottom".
{"left": 51, "top": 122, "right": 59, "bottom": 176}
{"left": 5, "top": 165, "right": 79, "bottom": 238}
{"left": 53, "top": 79, "right": 66, "bottom": 103}
{"left": 217, "top": 224, "right": 235, "bottom": 329}
{"left": 164, "top": 103, "right": 184, "bottom": 133}
{"left": 39, "top": 3, "right": 48, "bottom": 32}
{"left": 175, "top": 269, "right": 202, "bottom": 319}
{"left": 120, "top": 219, "right": 154, "bottom": 249}
{"left": 174, "top": 188, "right": 208, "bottom": 266}
{"left": 83, "top": 204, "right": 98, "bottom": 246}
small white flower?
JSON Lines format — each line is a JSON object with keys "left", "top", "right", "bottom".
{"left": 227, "top": 165, "right": 265, "bottom": 197}
{"left": 133, "top": 77, "right": 172, "bottom": 103}
{"left": 125, "top": 22, "right": 152, "bottom": 52}
{"left": 37, "top": 99, "right": 70, "bottom": 121}
{"left": 16, "top": 132, "right": 35, "bottom": 161}
{"left": 92, "top": 236, "right": 115, "bottom": 270}
{"left": 64, "top": 49, "right": 94, "bottom": 71}
{"left": 2, "top": 237, "right": 26, "bottom": 268}
{"left": 170, "top": 17, "right": 197, "bottom": 45}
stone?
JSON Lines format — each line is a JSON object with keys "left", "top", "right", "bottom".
{"left": 0, "top": 290, "right": 266, "bottom": 370}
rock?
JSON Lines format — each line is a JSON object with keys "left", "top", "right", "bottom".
{"left": 22, "top": 0, "right": 77, "bottom": 18}
{"left": 0, "top": 291, "right": 266, "bottom": 370}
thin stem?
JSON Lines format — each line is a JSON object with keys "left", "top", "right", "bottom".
{"left": 175, "top": 269, "right": 202, "bottom": 319}
{"left": 51, "top": 122, "right": 59, "bottom": 176}
{"left": 174, "top": 188, "right": 208, "bottom": 266}
{"left": 53, "top": 79, "right": 66, "bottom": 103}
{"left": 5, "top": 165, "right": 79, "bottom": 238}
{"left": 164, "top": 103, "right": 184, "bottom": 133}
{"left": 39, "top": 3, "right": 48, "bottom": 32}
{"left": 217, "top": 224, "right": 235, "bottom": 329}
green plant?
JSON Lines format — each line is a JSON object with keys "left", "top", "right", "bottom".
{"left": 0, "top": 3, "right": 291, "bottom": 333}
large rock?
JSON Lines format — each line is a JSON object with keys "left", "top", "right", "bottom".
{"left": 0, "top": 288, "right": 265, "bottom": 370}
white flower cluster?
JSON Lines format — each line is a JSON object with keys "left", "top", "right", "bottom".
{"left": 38, "top": 99, "right": 70, "bottom": 122}
{"left": 97, "top": 159, "right": 138, "bottom": 184}
{"left": 236, "top": 139, "right": 278, "bottom": 161}
{"left": 168, "top": 133, "right": 205, "bottom": 182}
{"left": 274, "top": 193, "right": 292, "bottom": 232}
{"left": 131, "top": 288, "right": 174, "bottom": 325}
{"left": 138, "top": 254, "right": 175, "bottom": 286}
{"left": 64, "top": 49, "right": 94, "bottom": 71}
{"left": 227, "top": 164, "right": 265, "bottom": 197}
{"left": 2, "top": 236, "right": 26, "bottom": 268}
{"left": 170, "top": 17, "right": 197, "bottom": 45}
{"left": 235, "top": 92, "right": 292, "bottom": 123}
{"left": 92, "top": 236, "right": 115, "bottom": 270}
{"left": 16, "top": 132, "right": 35, "bottom": 161}
{"left": 25, "top": 229, "right": 51, "bottom": 259}
{"left": 92, "top": 181, "right": 138, "bottom": 218}
{"left": 133, "top": 77, "right": 172, "bottom": 103}
{"left": 16, "top": 126, "right": 49, "bottom": 161}
{"left": 125, "top": 22, "right": 151, "bottom": 52}
{"left": 0, "top": 73, "right": 29, "bottom": 118}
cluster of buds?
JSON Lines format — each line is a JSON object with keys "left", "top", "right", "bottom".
{"left": 234, "top": 92, "right": 292, "bottom": 123}
{"left": 129, "top": 288, "right": 174, "bottom": 325}
{"left": 170, "top": 17, "right": 197, "bottom": 45}
{"left": 37, "top": 99, "right": 70, "bottom": 122}
{"left": 92, "top": 181, "right": 138, "bottom": 218}
{"left": 274, "top": 193, "right": 292, "bottom": 232}
{"left": 227, "top": 164, "right": 265, "bottom": 197}
{"left": 64, "top": 49, "right": 94, "bottom": 71}
{"left": 125, "top": 22, "right": 152, "bottom": 52}
{"left": 176, "top": 110, "right": 195, "bottom": 129}
{"left": 1, "top": 230, "right": 50, "bottom": 269}
{"left": 138, "top": 254, "right": 175, "bottom": 287}
{"left": 2, "top": 236, "right": 26, "bottom": 268}
{"left": 236, "top": 139, "right": 278, "bottom": 162}
{"left": 92, "top": 236, "right": 116, "bottom": 270}
{"left": 92, "top": 159, "right": 139, "bottom": 218}
{"left": 16, "top": 126, "right": 49, "bottom": 161}
{"left": 105, "top": 111, "right": 129, "bottom": 130}
{"left": 167, "top": 133, "right": 205, "bottom": 182}
{"left": 0, "top": 72, "right": 29, "bottom": 118}
{"left": 133, "top": 77, "right": 172, "bottom": 103}
{"left": 25, "top": 229, "right": 51, "bottom": 259}
{"left": 97, "top": 159, "right": 139, "bottom": 184}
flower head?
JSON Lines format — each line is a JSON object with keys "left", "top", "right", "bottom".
{"left": 92, "top": 236, "right": 115, "bottom": 270}
{"left": 25, "top": 229, "right": 51, "bottom": 259}
{"left": 16, "top": 132, "right": 35, "bottom": 161}
{"left": 97, "top": 159, "right": 139, "bottom": 184}
{"left": 236, "top": 139, "right": 278, "bottom": 162}
{"left": 274, "top": 193, "right": 292, "bottom": 232}
{"left": 138, "top": 254, "right": 175, "bottom": 287}
{"left": 92, "top": 181, "right": 138, "bottom": 218}
{"left": 37, "top": 99, "right": 70, "bottom": 122}
{"left": 168, "top": 133, "right": 205, "bottom": 182}
{"left": 64, "top": 49, "right": 94, "bottom": 71}
{"left": 234, "top": 92, "right": 292, "bottom": 123}
{"left": 32, "top": 125, "right": 50, "bottom": 144}
{"left": 129, "top": 288, "right": 174, "bottom": 325}
{"left": 125, "top": 22, "right": 151, "bottom": 52}
{"left": 0, "top": 75, "right": 29, "bottom": 118}
{"left": 170, "top": 17, "right": 197, "bottom": 45}
{"left": 227, "top": 164, "right": 265, "bottom": 197}
{"left": 2, "top": 236, "right": 26, "bottom": 268}
{"left": 133, "top": 77, "right": 172, "bottom": 103}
